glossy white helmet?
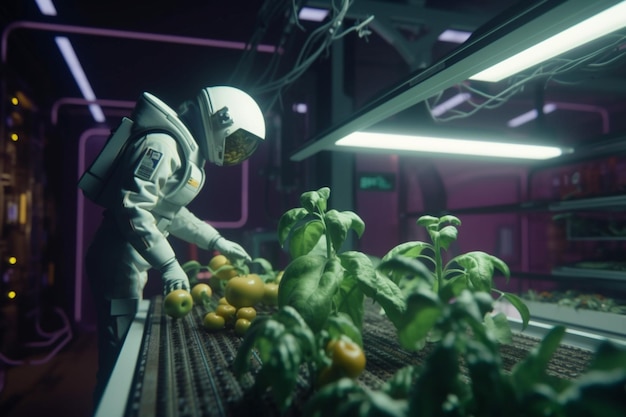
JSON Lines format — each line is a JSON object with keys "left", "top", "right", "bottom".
{"left": 196, "top": 86, "right": 265, "bottom": 166}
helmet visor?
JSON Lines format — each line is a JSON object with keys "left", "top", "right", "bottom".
{"left": 222, "top": 129, "right": 261, "bottom": 166}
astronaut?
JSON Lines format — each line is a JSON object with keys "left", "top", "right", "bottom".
{"left": 81, "top": 86, "right": 265, "bottom": 404}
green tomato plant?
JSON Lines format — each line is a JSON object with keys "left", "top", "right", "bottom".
{"left": 372, "top": 214, "right": 530, "bottom": 350}
{"left": 233, "top": 187, "right": 626, "bottom": 416}
{"left": 233, "top": 187, "right": 528, "bottom": 410}
{"left": 303, "top": 289, "right": 626, "bottom": 417}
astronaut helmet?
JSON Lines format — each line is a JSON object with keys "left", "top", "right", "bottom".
{"left": 196, "top": 86, "right": 265, "bottom": 166}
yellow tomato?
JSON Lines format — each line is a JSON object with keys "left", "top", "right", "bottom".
{"left": 236, "top": 306, "right": 257, "bottom": 321}
{"left": 209, "top": 254, "right": 238, "bottom": 280}
{"left": 327, "top": 339, "right": 366, "bottom": 378}
{"left": 262, "top": 282, "right": 279, "bottom": 306}
{"left": 191, "top": 283, "right": 212, "bottom": 304}
{"left": 215, "top": 303, "right": 237, "bottom": 325}
{"left": 234, "top": 318, "right": 251, "bottom": 336}
{"left": 163, "top": 289, "right": 193, "bottom": 319}
{"left": 203, "top": 312, "right": 225, "bottom": 331}
{"left": 224, "top": 274, "right": 265, "bottom": 308}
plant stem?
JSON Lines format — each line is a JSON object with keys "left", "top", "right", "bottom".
{"left": 434, "top": 239, "right": 443, "bottom": 294}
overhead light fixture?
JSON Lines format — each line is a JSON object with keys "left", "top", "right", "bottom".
{"left": 438, "top": 29, "right": 472, "bottom": 44}
{"left": 430, "top": 92, "right": 471, "bottom": 117}
{"left": 290, "top": 0, "right": 621, "bottom": 162}
{"left": 55, "top": 36, "right": 105, "bottom": 122}
{"left": 35, "top": 0, "right": 57, "bottom": 16}
{"left": 508, "top": 103, "right": 557, "bottom": 128}
{"left": 336, "top": 132, "right": 569, "bottom": 160}
{"left": 471, "top": 1, "right": 626, "bottom": 82}
{"left": 298, "top": 7, "right": 329, "bottom": 22}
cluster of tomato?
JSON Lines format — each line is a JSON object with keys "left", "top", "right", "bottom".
{"left": 200, "top": 255, "right": 281, "bottom": 336}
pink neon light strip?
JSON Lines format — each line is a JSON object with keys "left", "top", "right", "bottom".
{"left": 2, "top": 20, "right": 280, "bottom": 63}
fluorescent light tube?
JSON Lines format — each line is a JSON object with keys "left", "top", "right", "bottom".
{"left": 470, "top": 1, "right": 626, "bottom": 82}
{"left": 508, "top": 103, "right": 557, "bottom": 128}
{"left": 55, "top": 36, "right": 105, "bottom": 122}
{"left": 438, "top": 29, "right": 472, "bottom": 44}
{"left": 35, "top": 0, "right": 57, "bottom": 16}
{"left": 299, "top": 7, "right": 329, "bottom": 22}
{"left": 430, "top": 92, "right": 471, "bottom": 117}
{"left": 336, "top": 132, "right": 567, "bottom": 160}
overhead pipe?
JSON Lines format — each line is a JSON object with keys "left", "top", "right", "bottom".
{"left": 2, "top": 20, "right": 280, "bottom": 64}
{"left": 551, "top": 101, "right": 611, "bottom": 134}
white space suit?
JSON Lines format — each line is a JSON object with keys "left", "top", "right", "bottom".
{"left": 81, "top": 86, "right": 265, "bottom": 405}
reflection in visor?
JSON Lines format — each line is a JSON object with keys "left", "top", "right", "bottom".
{"left": 223, "top": 129, "right": 260, "bottom": 165}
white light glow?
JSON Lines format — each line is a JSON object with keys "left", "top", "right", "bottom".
{"left": 35, "top": 0, "right": 57, "bottom": 16}
{"left": 55, "top": 36, "right": 105, "bottom": 122}
{"left": 430, "top": 92, "right": 471, "bottom": 117}
{"left": 470, "top": 1, "right": 626, "bottom": 82}
{"left": 438, "top": 29, "right": 472, "bottom": 44}
{"left": 292, "top": 103, "right": 308, "bottom": 114}
{"left": 508, "top": 103, "right": 557, "bottom": 128}
{"left": 299, "top": 7, "right": 329, "bottom": 22}
{"left": 336, "top": 132, "right": 567, "bottom": 160}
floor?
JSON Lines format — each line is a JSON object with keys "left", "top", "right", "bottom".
{"left": 0, "top": 326, "right": 98, "bottom": 417}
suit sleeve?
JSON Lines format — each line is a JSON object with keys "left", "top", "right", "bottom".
{"left": 167, "top": 207, "right": 222, "bottom": 250}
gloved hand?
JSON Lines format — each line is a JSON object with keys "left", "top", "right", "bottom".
{"left": 214, "top": 237, "right": 252, "bottom": 262}
{"left": 160, "top": 258, "right": 191, "bottom": 296}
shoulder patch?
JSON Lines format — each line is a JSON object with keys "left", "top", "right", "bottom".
{"left": 135, "top": 148, "right": 163, "bottom": 180}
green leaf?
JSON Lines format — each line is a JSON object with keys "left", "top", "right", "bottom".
{"left": 451, "top": 290, "right": 494, "bottom": 324}
{"left": 511, "top": 325, "right": 566, "bottom": 393}
{"left": 437, "top": 225, "right": 458, "bottom": 250}
{"left": 378, "top": 256, "right": 434, "bottom": 288}
{"left": 439, "top": 274, "right": 468, "bottom": 302}
{"left": 325, "top": 210, "right": 350, "bottom": 253}
{"left": 302, "top": 378, "right": 365, "bottom": 417}
{"left": 465, "top": 337, "right": 509, "bottom": 415}
{"left": 587, "top": 341, "right": 626, "bottom": 372}
{"left": 365, "top": 389, "right": 410, "bottom": 417}
{"left": 439, "top": 215, "right": 461, "bottom": 227}
{"left": 484, "top": 312, "right": 513, "bottom": 344}
{"left": 502, "top": 292, "right": 530, "bottom": 330}
{"left": 300, "top": 187, "right": 330, "bottom": 214}
{"left": 450, "top": 251, "right": 509, "bottom": 293}
{"left": 324, "top": 210, "right": 366, "bottom": 253}
{"left": 249, "top": 257, "right": 274, "bottom": 275}
{"left": 233, "top": 316, "right": 283, "bottom": 376}
{"left": 344, "top": 210, "right": 365, "bottom": 238}
{"left": 416, "top": 215, "right": 439, "bottom": 228}
{"left": 277, "top": 207, "right": 308, "bottom": 246}
{"left": 278, "top": 255, "right": 343, "bottom": 332}
{"left": 325, "top": 313, "right": 363, "bottom": 347}
{"left": 397, "top": 291, "right": 443, "bottom": 351}
{"left": 409, "top": 335, "right": 464, "bottom": 416}
{"left": 333, "top": 271, "right": 365, "bottom": 331}
{"left": 356, "top": 269, "right": 406, "bottom": 329}
{"left": 382, "top": 241, "right": 432, "bottom": 262}
{"left": 381, "top": 365, "right": 421, "bottom": 400}
{"left": 288, "top": 220, "right": 325, "bottom": 259}
{"left": 263, "top": 333, "right": 303, "bottom": 411}
{"left": 560, "top": 369, "right": 626, "bottom": 417}
{"left": 338, "top": 251, "right": 375, "bottom": 277}
{"left": 181, "top": 260, "right": 202, "bottom": 285}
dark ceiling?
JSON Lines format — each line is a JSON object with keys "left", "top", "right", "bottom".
{"left": 2, "top": 0, "right": 626, "bottom": 151}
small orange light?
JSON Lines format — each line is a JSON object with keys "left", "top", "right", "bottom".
{"left": 10, "top": 133, "right": 18, "bottom": 141}
{"left": 7, "top": 291, "right": 16, "bottom": 299}
{"left": 11, "top": 97, "right": 19, "bottom": 106}
{"left": 8, "top": 256, "right": 17, "bottom": 265}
